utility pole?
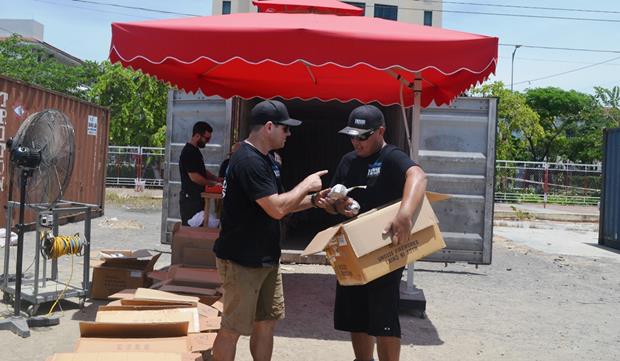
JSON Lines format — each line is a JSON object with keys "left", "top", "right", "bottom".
{"left": 510, "top": 45, "right": 522, "bottom": 92}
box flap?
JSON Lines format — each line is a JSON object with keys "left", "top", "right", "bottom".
{"left": 133, "top": 288, "right": 199, "bottom": 305}
{"left": 188, "top": 333, "right": 216, "bottom": 352}
{"left": 301, "top": 225, "right": 342, "bottom": 256}
{"left": 52, "top": 352, "right": 182, "bottom": 361}
{"left": 95, "top": 308, "right": 200, "bottom": 333}
{"left": 345, "top": 196, "right": 438, "bottom": 258}
{"left": 79, "top": 321, "right": 189, "bottom": 338}
{"left": 74, "top": 337, "right": 190, "bottom": 353}
{"left": 98, "top": 304, "right": 194, "bottom": 312}
{"left": 426, "top": 191, "right": 450, "bottom": 203}
{"left": 100, "top": 249, "right": 153, "bottom": 260}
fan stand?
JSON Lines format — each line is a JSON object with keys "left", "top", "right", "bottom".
{"left": 0, "top": 168, "right": 59, "bottom": 337}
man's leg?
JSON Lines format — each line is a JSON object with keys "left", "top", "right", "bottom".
{"left": 376, "top": 336, "right": 400, "bottom": 361}
{"left": 351, "top": 332, "right": 375, "bottom": 361}
{"left": 212, "top": 328, "right": 241, "bottom": 361}
{"left": 250, "top": 319, "right": 277, "bottom": 361}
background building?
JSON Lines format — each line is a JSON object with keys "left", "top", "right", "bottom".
{"left": 0, "top": 19, "right": 83, "bottom": 66}
{"left": 211, "top": 0, "right": 443, "bottom": 27}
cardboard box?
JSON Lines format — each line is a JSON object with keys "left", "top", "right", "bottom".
{"left": 302, "top": 193, "right": 447, "bottom": 286}
{"left": 95, "top": 308, "right": 201, "bottom": 333}
{"left": 50, "top": 352, "right": 183, "bottom": 361}
{"left": 90, "top": 250, "right": 161, "bottom": 299}
{"left": 171, "top": 225, "right": 219, "bottom": 267}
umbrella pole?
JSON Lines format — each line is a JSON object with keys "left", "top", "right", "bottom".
{"left": 401, "top": 74, "right": 427, "bottom": 318}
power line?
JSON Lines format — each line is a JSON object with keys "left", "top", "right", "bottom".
{"left": 65, "top": 0, "right": 620, "bottom": 23}
{"left": 67, "top": 0, "right": 201, "bottom": 17}
{"left": 498, "top": 56, "right": 620, "bottom": 67}
{"left": 411, "top": 0, "right": 620, "bottom": 15}
{"left": 513, "top": 55, "right": 620, "bottom": 86}
{"left": 405, "top": 8, "right": 620, "bottom": 23}
{"left": 500, "top": 44, "right": 620, "bottom": 54}
{"left": 34, "top": 0, "right": 156, "bottom": 19}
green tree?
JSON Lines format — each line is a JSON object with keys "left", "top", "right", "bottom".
{"left": 0, "top": 35, "right": 101, "bottom": 100}
{"left": 88, "top": 62, "right": 168, "bottom": 146}
{"left": 472, "top": 82, "right": 542, "bottom": 160}
{"left": 594, "top": 86, "right": 620, "bottom": 127}
{"left": 524, "top": 87, "right": 605, "bottom": 162}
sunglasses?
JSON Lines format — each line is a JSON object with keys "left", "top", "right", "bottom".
{"left": 350, "top": 129, "right": 376, "bottom": 141}
{"left": 274, "top": 123, "right": 290, "bottom": 133}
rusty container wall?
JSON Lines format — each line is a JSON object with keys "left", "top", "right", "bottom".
{"left": 0, "top": 75, "right": 109, "bottom": 227}
{"left": 599, "top": 128, "right": 620, "bottom": 250}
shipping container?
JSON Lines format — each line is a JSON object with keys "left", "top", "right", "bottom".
{"left": 0, "top": 75, "right": 109, "bottom": 227}
{"left": 599, "top": 128, "right": 620, "bottom": 250}
{"left": 162, "top": 91, "right": 496, "bottom": 265}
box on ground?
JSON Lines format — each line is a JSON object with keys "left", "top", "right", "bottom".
{"left": 171, "top": 224, "right": 219, "bottom": 267}
{"left": 302, "top": 192, "right": 448, "bottom": 286}
{"left": 91, "top": 249, "right": 161, "bottom": 299}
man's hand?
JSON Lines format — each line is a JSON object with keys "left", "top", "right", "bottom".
{"left": 302, "top": 170, "right": 328, "bottom": 193}
{"left": 383, "top": 211, "right": 413, "bottom": 246}
{"left": 334, "top": 197, "right": 357, "bottom": 218}
{"left": 313, "top": 188, "right": 334, "bottom": 211}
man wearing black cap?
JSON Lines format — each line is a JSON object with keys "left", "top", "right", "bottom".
{"left": 212, "top": 100, "right": 328, "bottom": 361}
{"left": 315, "top": 104, "right": 427, "bottom": 361}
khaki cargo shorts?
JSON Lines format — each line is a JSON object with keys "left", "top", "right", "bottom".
{"left": 216, "top": 258, "right": 285, "bottom": 335}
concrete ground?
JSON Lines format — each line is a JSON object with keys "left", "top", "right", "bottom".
{"left": 1, "top": 190, "right": 619, "bottom": 361}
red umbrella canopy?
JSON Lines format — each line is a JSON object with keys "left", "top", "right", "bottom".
{"left": 252, "top": 0, "right": 364, "bottom": 16}
{"left": 109, "top": 13, "right": 498, "bottom": 107}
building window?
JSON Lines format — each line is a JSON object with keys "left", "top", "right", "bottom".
{"left": 344, "top": 2, "right": 366, "bottom": 16}
{"left": 222, "top": 1, "right": 231, "bottom": 15}
{"left": 374, "top": 4, "right": 397, "bottom": 21}
{"left": 424, "top": 11, "right": 433, "bottom": 26}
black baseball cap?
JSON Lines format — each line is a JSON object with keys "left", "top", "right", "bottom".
{"left": 338, "top": 105, "right": 385, "bottom": 136}
{"left": 250, "top": 100, "right": 302, "bottom": 127}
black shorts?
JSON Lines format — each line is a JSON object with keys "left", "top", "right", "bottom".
{"left": 334, "top": 267, "right": 405, "bottom": 338}
{"left": 179, "top": 192, "right": 204, "bottom": 226}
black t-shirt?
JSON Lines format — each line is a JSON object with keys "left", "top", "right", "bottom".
{"left": 218, "top": 158, "right": 230, "bottom": 179}
{"left": 179, "top": 143, "right": 208, "bottom": 197}
{"left": 214, "top": 142, "right": 284, "bottom": 267}
{"left": 330, "top": 144, "right": 417, "bottom": 213}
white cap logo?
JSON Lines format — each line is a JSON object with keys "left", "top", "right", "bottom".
{"left": 354, "top": 118, "right": 366, "bottom": 126}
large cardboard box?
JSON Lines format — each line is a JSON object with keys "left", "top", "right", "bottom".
{"left": 91, "top": 250, "right": 161, "bottom": 299}
{"left": 171, "top": 225, "right": 219, "bottom": 267}
{"left": 302, "top": 193, "right": 447, "bottom": 286}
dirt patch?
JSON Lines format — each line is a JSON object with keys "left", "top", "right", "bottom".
{"left": 105, "top": 187, "right": 163, "bottom": 209}
{"left": 97, "top": 217, "right": 143, "bottom": 229}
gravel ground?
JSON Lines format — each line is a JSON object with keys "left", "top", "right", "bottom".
{"left": 1, "top": 189, "right": 619, "bottom": 361}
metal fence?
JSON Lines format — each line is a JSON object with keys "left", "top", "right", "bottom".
{"left": 105, "top": 147, "right": 603, "bottom": 206}
{"left": 495, "top": 160, "right": 602, "bottom": 205}
{"left": 106, "top": 146, "right": 165, "bottom": 188}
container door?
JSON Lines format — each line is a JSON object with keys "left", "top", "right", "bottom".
{"left": 161, "top": 90, "right": 232, "bottom": 244}
{"left": 599, "top": 128, "right": 620, "bottom": 250}
{"left": 418, "top": 97, "right": 497, "bottom": 264}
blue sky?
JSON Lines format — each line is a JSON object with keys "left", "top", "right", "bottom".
{"left": 1, "top": 0, "right": 619, "bottom": 94}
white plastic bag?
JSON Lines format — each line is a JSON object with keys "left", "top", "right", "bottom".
{"left": 0, "top": 228, "right": 18, "bottom": 248}
{"left": 188, "top": 210, "right": 205, "bottom": 227}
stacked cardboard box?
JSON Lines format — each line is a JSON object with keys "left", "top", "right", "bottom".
{"left": 47, "top": 288, "right": 222, "bottom": 361}
{"left": 171, "top": 224, "right": 220, "bottom": 267}
{"left": 91, "top": 249, "right": 161, "bottom": 299}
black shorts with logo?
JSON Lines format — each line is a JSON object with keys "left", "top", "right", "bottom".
{"left": 334, "top": 267, "right": 405, "bottom": 338}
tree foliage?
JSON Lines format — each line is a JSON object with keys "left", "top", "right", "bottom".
{"left": 472, "top": 82, "right": 542, "bottom": 160}
{"left": 0, "top": 35, "right": 101, "bottom": 99}
{"left": 594, "top": 86, "right": 620, "bottom": 127}
{"left": 524, "top": 87, "right": 614, "bottom": 162}
{"left": 87, "top": 62, "right": 168, "bottom": 146}
{"left": 0, "top": 35, "right": 168, "bottom": 146}
{"left": 474, "top": 82, "right": 612, "bottom": 162}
